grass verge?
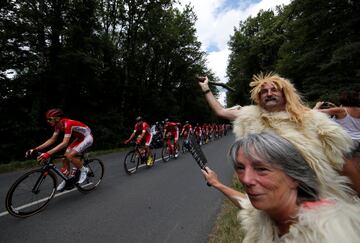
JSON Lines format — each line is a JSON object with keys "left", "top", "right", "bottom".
{"left": 0, "top": 147, "right": 127, "bottom": 174}
{"left": 206, "top": 175, "right": 245, "bottom": 242}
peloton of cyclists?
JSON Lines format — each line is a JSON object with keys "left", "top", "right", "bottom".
{"left": 124, "top": 116, "right": 154, "bottom": 166}
{"left": 26, "top": 108, "right": 93, "bottom": 191}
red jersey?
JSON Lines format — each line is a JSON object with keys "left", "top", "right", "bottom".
{"left": 164, "top": 122, "right": 179, "bottom": 133}
{"left": 55, "top": 118, "right": 91, "bottom": 139}
{"left": 182, "top": 124, "right": 193, "bottom": 133}
{"left": 134, "top": 121, "right": 151, "bottom": 136}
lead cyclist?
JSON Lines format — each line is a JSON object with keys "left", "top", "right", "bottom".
{"left": 25, "top": 108, "right": 93, "bottom": 191}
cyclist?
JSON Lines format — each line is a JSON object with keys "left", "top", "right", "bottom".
{"left": 124, "top": 116, "right": 154, "bottom": 166}
{"left": 180, "top": 121, "right": 192, "bottom": 140}
{"left": 193, "top": 123, "right": 203, "bottom": 145}
{"left": 163, "top": 118, "right": 180, "bottom": 157}
{"left": 26, "top": 108, "right": 93, "bottom": 191}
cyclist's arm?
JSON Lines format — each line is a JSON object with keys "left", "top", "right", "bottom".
{"left": 138, "top": 130, "right": 146, "bottom": 140}
{"left": 34, "top": 132, "right": 58, "bottom": 151}
{"left": 124, "top": 131, "right": 136, "bottom": 144}
{"left": 46, "top": 136, "right": 71, "bottom": 156}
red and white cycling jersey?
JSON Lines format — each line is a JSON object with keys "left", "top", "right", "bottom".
{"left": 181, "top": 124, "right": 192, "bottom": 138}
{"left": 54, "top": 118, "right": 93, "bottom": 153}
{"left": 134, "top": 121, "right": 152, "bottom": 145}
{"left": 164, "top": 122, "right": 179, "bottom": 141}
{"left": 55, "top": 118, "right": 91, "bottom": 138}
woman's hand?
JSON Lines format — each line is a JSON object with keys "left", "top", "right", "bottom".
{"left": 201, "top": 166, "right": 221, "bottom": 187}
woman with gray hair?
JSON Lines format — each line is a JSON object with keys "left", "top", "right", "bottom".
{"left": 202, "top": 132, "right": 360, "bottom": 242}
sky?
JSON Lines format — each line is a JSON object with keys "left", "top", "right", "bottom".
{"left": 176, "top": 0, "right": 291, "bottom": 105}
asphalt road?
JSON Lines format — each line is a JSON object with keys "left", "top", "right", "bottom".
{"left": 0, "top": 134, "right": 236, "bottom": 243}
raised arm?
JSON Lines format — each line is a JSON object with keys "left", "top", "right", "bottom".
{"left": 198, "top": 76, "right": 239, "bottom": 121}
{"left": 313, "top": 101, "right": 344, "bottom": 118}
{"left": 202, "top": 166, "right": 245, "bottom": 208}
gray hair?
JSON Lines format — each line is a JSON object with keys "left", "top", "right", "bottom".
{"left": 229, "top": 132, "right": 320, "bottom": 202}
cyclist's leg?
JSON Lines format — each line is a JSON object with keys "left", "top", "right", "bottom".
{"left": 67, "top": 135, "right": 93, "bottom": 183}
{"left": 166, "top": 132, "right": 173, "bottom": 154}
{"left": 60, "top": 157, "right": 71, "bottom": 176}
{"left": 66, "top": 135, "right": 93, "bottom": 168}
{"left": 173, "top": 130, "right": 179, "bottom": 157}
{"left": 144, "top": 134, "right": 154, "bottom": 166}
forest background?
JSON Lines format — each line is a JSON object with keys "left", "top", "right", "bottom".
{"left": 1, "top": 0, "right": 359, "bottom": 163}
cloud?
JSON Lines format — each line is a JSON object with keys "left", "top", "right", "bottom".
{"left": 177, "top": 0, "right": 291, "bottom": 105}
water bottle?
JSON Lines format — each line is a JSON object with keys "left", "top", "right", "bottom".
{"left": 70, "top": 167, "right": 77, "bottom": 177}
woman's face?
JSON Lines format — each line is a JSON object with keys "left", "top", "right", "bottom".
{"left": 235, "top": 148, "right": 298, "bottom": 212}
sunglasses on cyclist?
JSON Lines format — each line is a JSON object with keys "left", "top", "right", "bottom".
{"left": 46, "top": 117, "right": 57, "bottom": 122}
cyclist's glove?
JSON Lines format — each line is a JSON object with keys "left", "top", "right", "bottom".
{"left": 38, "top": 152, "right": 51, "bottom": 161}
{"left": 25, "top": 148, "right": 37, "bottom": 158}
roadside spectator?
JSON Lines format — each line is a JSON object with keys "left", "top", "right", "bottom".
{"left": 198, "top": 73, "right": 356, "bottom": 201}
{"left": 202, "top": 132, "right": 360, "bottom": 242}
{"left": 314, "top": 90, "right": 360, "bottom": 195}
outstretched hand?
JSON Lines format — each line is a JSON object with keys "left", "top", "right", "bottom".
{"left": 201, "top": 166, "right": 220, "bottom": 187}
{"left": 197, "top": 76, "right": 210, "bottom": 92}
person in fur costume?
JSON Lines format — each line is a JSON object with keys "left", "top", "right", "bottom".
{"left": 198, "top": 73, "right": 357, "bottom": 200}
{"left": 202, "top": 132, "right": 360, "bottom": 242}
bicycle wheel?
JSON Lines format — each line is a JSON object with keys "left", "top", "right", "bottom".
{"left": 77, "top": 158, "right": 104, "bottom": 193}
{"left": 161, "top": 146, "right": 171, "bottom": 162}
{"left": 124, "top": 150, "right": 139, "bottom": 174}
{"left": 5, "top": 169, "right": 57, "bottom": 218}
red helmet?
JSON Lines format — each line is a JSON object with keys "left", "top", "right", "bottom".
{"left": 46, "top": 108, "right": 64, "bottom": 118}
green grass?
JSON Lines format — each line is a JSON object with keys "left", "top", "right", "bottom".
{"left": 206, "top": 175, "right": 245, "bottom": 243}
{"left": 0, "top": 147, "right": 127, "bottom": 174}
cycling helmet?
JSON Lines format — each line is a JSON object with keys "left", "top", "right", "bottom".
{"left": 46, "top": 108, "right": 64, "bottom": 118}
{"left": 185, "top": 121, "right": 189, "bottom": 124}
{"left": 164, "top": 118, "right": 169, "bottom": 123}
{"left": 135, "top": 116, "right": 143, "bottom": 122}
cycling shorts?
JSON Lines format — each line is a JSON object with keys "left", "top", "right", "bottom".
{"left": 66, "top": 134, "right": 93, "bottom": 153}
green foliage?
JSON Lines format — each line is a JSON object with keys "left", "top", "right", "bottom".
{"left": 0, "top": 0, "right": 215, "bottom": 163}
{"left": 207, "top": 175, "right": 244, "bottom": 242}
{"left": 226, "top": 0, "right": 360, "bottom": 107}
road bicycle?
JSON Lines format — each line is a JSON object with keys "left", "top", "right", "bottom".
{"left": 5, "top": 152, "right": 104, "bottom": 218}
{"left": 161, "top": 135, "right": 180, "bottom": 162}
{"left": 124, "top": 143, "right": 155, "bottom": 174}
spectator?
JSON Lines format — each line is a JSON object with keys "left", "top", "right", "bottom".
{"left": 314, "top": 90, "right": 360, "bottom": 195}
{"left": 198, "top": 73, "right": 356, "bottom": 201}
{"left": 202, "top": 132, "right": 360, "bottom": 242}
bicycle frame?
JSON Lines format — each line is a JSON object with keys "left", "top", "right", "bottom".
{"left": 31, "top": 152, "right": 86, "bottom": 192}
{"left": 134, "top": 144, "right": 149, "bottom": 162}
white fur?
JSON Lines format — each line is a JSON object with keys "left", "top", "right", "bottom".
{"left": 238, "top": 197, "right": 360, "bottom": 243}
{"left": 232, "top": 106, "right": 355, "bottom": 200}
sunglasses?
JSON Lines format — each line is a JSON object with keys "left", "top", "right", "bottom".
{"left": 46, "top": 117, "right": 57, "bottom": 122}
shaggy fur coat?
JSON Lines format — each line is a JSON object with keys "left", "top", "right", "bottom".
{"left": 238, "top": 197, "right": 360, "bottom": 243}
{"left": 232, "top": 105, "right": 355, "bottom": 200}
